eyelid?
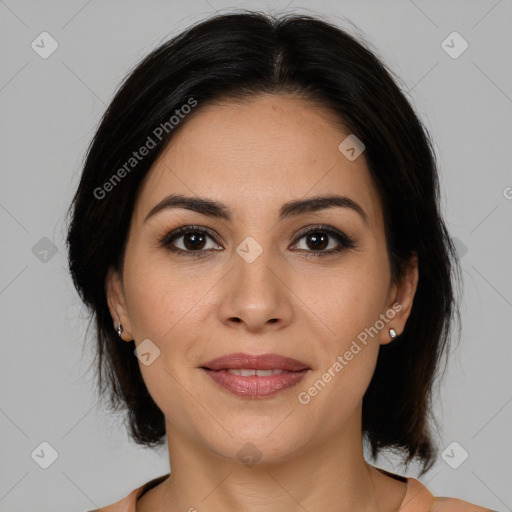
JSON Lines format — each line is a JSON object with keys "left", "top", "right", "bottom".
{"left": 292, "top": 223, "right": 349, "bottom": 243}
{"left": 158, "top": 224, "right": 222, "bottom": 251}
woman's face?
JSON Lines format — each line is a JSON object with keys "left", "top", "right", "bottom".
{"left": 106, "top": 93, "right": 417, "bottom": 464}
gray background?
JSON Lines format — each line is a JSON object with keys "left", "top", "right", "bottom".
{"left": 1, "top": 0, "right": 511, "bottom": 510}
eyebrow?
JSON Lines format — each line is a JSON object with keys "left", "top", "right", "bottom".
{"left": 144, "top": 193, "right": 369, "bottom": 228}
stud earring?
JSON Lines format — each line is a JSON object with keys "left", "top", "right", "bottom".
{"left": 117, "top": 322, "right": 123, "bottom": 338}
{"left": 389, "top": 328, "right": 397, "bottom": 339}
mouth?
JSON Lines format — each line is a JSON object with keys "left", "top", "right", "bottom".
{"left": 200, "top": 353, "right": 310, "bottom": 398}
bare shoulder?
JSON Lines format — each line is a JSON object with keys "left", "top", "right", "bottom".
{"left": 432, "top": 496, "right": 498, "bottom": 511}
{"left": 84, "top": 487, "right": 139, "bottom": 512}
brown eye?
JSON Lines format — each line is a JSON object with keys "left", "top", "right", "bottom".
{"left": 303, "top": 232, "right": 329, "bottom": 251}
{"left": 180, "top": 232, "right": 207, "bottom": 250}
{"left": 159, "top": 226, "right": 222, "bottom": 258}
{"left": 291, "top": 225, "right": 356, "bottom": 258}
{"left": 159, "top": 224, "right": 355, "bottom": 259}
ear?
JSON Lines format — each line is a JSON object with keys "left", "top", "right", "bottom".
{"left": 380, "top": 251, "right": 419, "bottom": 345}
{"left": 105, "top": 266, "right": 134, "bottom": 341}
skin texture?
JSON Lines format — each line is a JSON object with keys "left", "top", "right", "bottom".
{"left": 106, "top": 93, "right": 419, "bottom": 512}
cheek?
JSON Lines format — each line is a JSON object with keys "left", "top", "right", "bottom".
{"left": 122, "top": 251, "right": 212, "bottom": 397}
{"left": 125, "top": 279, "right": 170, "bottom": 339}
{"left": 292, "top": 261, "right": 388, "bottom": 409}
{"left": 123, "top": 259, "right": 203, "bottom": 428}
{"left": 123, "top": 248, "right": 200, "bottom": 340}
{"left": 297, "top": 259, "right": 389, "bottom": 416}
{"left": 297, "top": 330, "right": 379, "bottom": 430}
{"left": 296, "top": 258, "right": 390, "bottom": 347}
{"left": 298, "top": 349, "right": 378, "bottom": 433}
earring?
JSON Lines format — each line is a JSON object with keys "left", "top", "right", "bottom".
{"left": 117, "top": 322, "right": 123, "bottom": 338}
{"left": 389, "top": 328, "right": 397, "bottom": 339}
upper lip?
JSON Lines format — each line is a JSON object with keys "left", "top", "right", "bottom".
{"left": 201, "top": 353, "right": 310, "bottom": 371}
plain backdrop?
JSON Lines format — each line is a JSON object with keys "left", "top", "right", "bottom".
{"left": 0, "top": 0, "right": 511, "bottom": 511}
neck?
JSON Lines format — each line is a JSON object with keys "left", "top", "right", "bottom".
{"left": 156, "top": 411, "right": 391, "bottom": 512}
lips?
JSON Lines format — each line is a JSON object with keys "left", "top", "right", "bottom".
{"left": 201, "top": 353, "right": 310, "bottom": 372}
{"left": 200, "top": 353, "right": 310, "bottom": 398}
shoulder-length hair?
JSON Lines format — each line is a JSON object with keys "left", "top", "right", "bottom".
{"left": 66, "top": 10, "right": 461, "bottom": 476}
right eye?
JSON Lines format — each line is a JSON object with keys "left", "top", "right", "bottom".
{"left": 159, "top": 226, "right": 223, "bottom": 258}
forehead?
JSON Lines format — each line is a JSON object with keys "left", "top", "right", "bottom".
{"left": 134, "top": 94, "right": 383, "bottom": 233}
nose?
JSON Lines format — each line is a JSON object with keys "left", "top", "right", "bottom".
{"left": 218, "top": 246, "right": 293, "bottom": 333}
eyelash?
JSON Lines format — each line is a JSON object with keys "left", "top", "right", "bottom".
{"left": 158, "top": 224, "right": 356, "bottom": 259}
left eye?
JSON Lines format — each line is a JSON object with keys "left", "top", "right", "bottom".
{"left": 291, "top": 226, "right": 355, "bottom": 257}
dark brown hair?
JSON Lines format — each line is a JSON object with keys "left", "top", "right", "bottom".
{"left": 65, "top": 10, "right": 461, "bottom": 476}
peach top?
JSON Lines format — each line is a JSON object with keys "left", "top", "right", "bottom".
{"left": 87, "top": 469, "right": 494, "bottom": 512}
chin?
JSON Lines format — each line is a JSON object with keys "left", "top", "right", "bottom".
{"left": 206, "top": 422, "right": 308, "bottom": 466}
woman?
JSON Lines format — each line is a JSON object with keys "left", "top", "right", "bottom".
{"left": 66, "top": 10, "right": 494, "bottom": 512}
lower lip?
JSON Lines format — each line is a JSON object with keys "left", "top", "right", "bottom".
{"left": 201, "top": 369, "right": 309, "bottom": 398}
